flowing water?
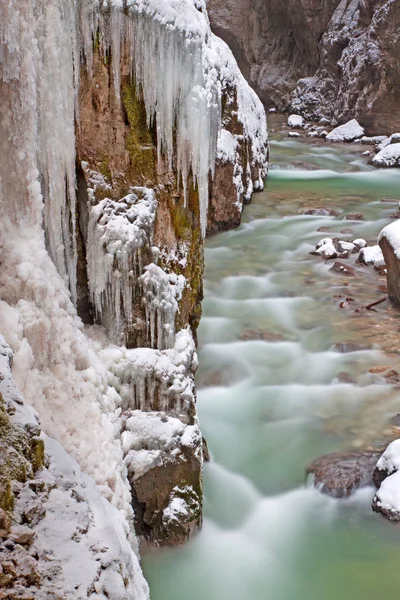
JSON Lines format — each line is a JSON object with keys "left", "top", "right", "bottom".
{"left": 143, "top": 120, "right": 400, "bottom": 599}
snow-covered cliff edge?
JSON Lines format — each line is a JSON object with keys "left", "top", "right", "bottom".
{"left": 0, "top": 0, "right": 268, "bottom": 594}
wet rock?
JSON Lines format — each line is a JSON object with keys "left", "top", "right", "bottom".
{"left": 239, "top": 329, "right": 285, "bottom": 342}
{"left": 340, "top": 228, "right": 355, "bottom": 235}
{"left": 335, "top": 372, "right": 355, "bottom": 384}
{"left": 329, "top": 262, "right": 355, "bottom": 276}
{"left": 307, "top": 451, "right": 382, "bottom": 498}
{"left": 345, "top": 213, "right": 363, "bottom": 221}
{"left": 304, "top": 208, "right": 339, "bottom": 217}
{"left": 202, "top": 437, "right": 210, "bottom": 462}
{"left": 384, "top": 370, "right": 400, "bottom": 385}
{"left": 334, "top": 342, "right": 371, "bottom": 353}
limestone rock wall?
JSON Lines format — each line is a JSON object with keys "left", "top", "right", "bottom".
{"left": 208, "top": 0, "right": 400, "bottom": 134}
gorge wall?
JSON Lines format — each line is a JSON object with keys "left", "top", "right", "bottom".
{"left": 0, "top": 0, "right": 268, "bottom": 597}
{"left": 207, "top": 0, "right": 400, "bottom": 134}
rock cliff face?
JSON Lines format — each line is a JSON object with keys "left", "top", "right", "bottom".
{"left": 208, "top": 0, "right": 400, "bottom": 134}
{"left": 0, "top": 0, "right": 268, "bottom": 593}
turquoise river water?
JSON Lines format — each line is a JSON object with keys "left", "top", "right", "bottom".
{"left": 143, "top": 123, "right": 400, "bottom": 600}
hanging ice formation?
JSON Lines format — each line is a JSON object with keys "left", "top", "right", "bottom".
{"left": 87, "top": 186, "right": 157, "bottom": 334}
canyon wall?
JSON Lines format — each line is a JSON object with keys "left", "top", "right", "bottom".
{"left": 208, "top": 0, "right": 400, "bottom": 134}
{"left": 0, "top": 1, "right": 268, "bottom": 595}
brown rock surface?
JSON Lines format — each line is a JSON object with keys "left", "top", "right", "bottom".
{"left": 379, "top": 235, "right": 400, "bottom": 306}
{"left": 208, "top": 0, "right": 400, "bottom": 134}
{"left": 307, "top": 450, "right": 382, "bottom": 498}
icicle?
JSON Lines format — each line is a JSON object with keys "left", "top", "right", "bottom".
{"left": 86, "top": 186, "right": 157, "bottom": 338}
{"left": 140, "top": 264, "right": 186, "bottom": 351}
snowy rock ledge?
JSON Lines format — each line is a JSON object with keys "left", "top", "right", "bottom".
{"left": 326, "top": 120, "right": 365, "bottom": 143}
{"left": 0, "top": 336, "right": 149, "bottom": 599}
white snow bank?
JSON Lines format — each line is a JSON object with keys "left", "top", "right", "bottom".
{"left": 372, "top": 143, "right": 400, "bottom": 168}
{"left": 288, "top": 115, "right": 305, "bottom": 128}
{"left": 378, "top": 220, "right": 400, "bottom": 259}
{"left": 326, "top": 119, "right": 365, "bottom": 142}
{"left": 33, "top": 437, "right": 149, "bottom": 600}
{"left": 0, "top": 225, "right": 132, "bottom": 516}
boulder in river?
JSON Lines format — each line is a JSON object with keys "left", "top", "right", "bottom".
{"left": 307, "top": 451, "right": 382, "bottom": 498}
{"left": 288, "top": 114, "right": 305, "bottom": 129}
{"left": 326, "top": 120, "right": 365, "bottom": 143}
{"left": 378, "top": 220, "right": 400, "bottom": 305}
{"left": 304, "top": 208, "right": 339, "bottom": 216}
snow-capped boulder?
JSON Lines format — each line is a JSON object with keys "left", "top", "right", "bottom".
{"left": 373, "top": 440, "right": 400, "bottom": 522}
{"left": 288, "top": 131, "right": 301, "bottom": 138}
{"left": 314, "top": 242, "right": 337, "bottom": 259}
{"left": 378, "top": 220, "right": 400, "bottom": 304}
{"left": 360, "top": 135, "right": 388, "bottom": 145}
{"left": 288, "top": 114, "right": 305, "bottom": 128}
{"left": 372, "top": 143, "right": 400, "bottom": 168}
{"left": 358, "top": 245, "right": 385, "bottom": 267}
{"left": 337, "top": 240, "right": 356, "bottom": 253}
{"left": 353, "top": 238, "right": 367, "bottom": 249}
{"left": 326, "top": 119, "right": 365, "bottom": 142}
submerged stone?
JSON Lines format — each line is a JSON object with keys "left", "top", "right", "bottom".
{"left": 307, "top": 451, "right": 382, "bottom": 498}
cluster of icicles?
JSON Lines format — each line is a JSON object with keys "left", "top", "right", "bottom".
{"left": 0, "top": 0, "right": 220, "bottom": 318}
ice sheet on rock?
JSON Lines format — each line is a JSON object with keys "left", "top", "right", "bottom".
{"left": 372, "top": 143, "right": 400, "bottom": 168}
{"left": 87, "top": 188, "right": 157, "bottom": 335}
{"left": 326, "top": 119, "right": 365, "bottom": 142}
{"left": 103, "top": 328, "right": 197, "bottom": 415}
{"left": 378, "top": 220, "right": 400, "bottom": 259}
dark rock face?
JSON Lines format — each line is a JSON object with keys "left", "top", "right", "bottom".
{"left": 379, "top": 235, "right": 400, "bottom": 306}
{"left": 208, "top": 0, "right": 400, "bottom": 134}
{"left": 207, "top": 0, "right": 338, "bottom": 111}
{"left": 306, "top": 451, "right": 381, "bottom": 498}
